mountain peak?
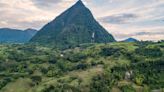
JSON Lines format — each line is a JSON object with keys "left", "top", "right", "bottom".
{"left": 77, "top": 0, "right": 83, "bottom": 4}
{"left": 123, "top": 38, "right": 138, "bottom": 42}
{"left": 74, "top": 0, "right": 85, "bottom": 7}
{"left": 30, "top": 0, "right": 115, "bottom": 48}
{"left": 78, "top": 0, "right": 82, "bottom": 3}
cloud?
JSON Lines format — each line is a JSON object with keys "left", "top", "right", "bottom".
{"left": 0, "top": 0, "right": 70, "bottom": 29}
{"left": 117, "top": 31, "right": 164, "bottom": 37}
{"left": 30, "top": 0, "right": 76, "bottom": 10}
{"left": 0, "top": 2, "right": 8, "bottom": 7}
{"left": 99, "top": 13, "right": 138, "bottom": 24}
{"left": 134, "top": 31, "right": 164, "bottom": 36}
{"left": 31, "top": 0, "right": 62, "bottom": 9}
{"left": 110, "top": 28, "right": 164, "bottom": 41}
{"left": 113, "top": 32, "right": 164, "bottom": 41}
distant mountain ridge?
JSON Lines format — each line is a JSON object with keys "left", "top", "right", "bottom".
{"left": 30, "top": 0, "right": 115, "bottom": 48}
{"left": 123, "top": 38, "right": 138, "bottom": 42}
{"left": 0, "top": 28, "right": 37, "bottom": 43}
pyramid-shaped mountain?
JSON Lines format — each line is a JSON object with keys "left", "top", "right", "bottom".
{"left": 30, "top": 0, "right": 115, "bottom": 48}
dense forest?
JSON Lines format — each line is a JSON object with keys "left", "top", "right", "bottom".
{"left": 0, "top": 41, "right": 163, "bottom": 92}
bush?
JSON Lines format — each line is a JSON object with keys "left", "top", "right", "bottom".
{"left": 31, "top": 76, "right": 42, "bottom": 85}
{"left": 0, "top": 77, "right": 12, "bottom": 89}
{"left": 42, "top": 84, "right": 80, "bottom": 92}
{"left": 100, "top": 47, "right": 122, "bottom": 56}
{"left": 134, "top": 74, "right": 145, "bottom": 86}
{"left": 90, "top": 74, "right": 114, "bottom": 92}
{"left": 143, "top": 85, "right": 150, "bottom": 92}
{"left": 135, "top": 47, "right": 163, "bottom": 57}
{"left": 120, "top": 85, "right": 136, "bottom": 92}
{"left": 48, "top": 58, "right": 57, "bottom": 64}
{"left": 66, "top": 53, "right": 87, "bottom": 62}
{"left": 76, "top": 63, "right": 87, "bottom": 70}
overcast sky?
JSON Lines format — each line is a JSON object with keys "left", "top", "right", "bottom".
{"left": 0, "top": 0, "right": 164, "bottom": 41}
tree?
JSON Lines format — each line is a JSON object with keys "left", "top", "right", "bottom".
{"left": 135, "top": 74, "right": 144, "bottom": 86}
{"left": 100, "top": 47, "right": 122, "bottom": 56}
{"left": 31, "top": 76, "right": 42, "bottom": 85}
{"left": 90, "top": 74, "right": 113, "bottom": 92}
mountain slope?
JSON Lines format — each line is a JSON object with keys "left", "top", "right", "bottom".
{"left": 0, "top": 28, "right": 37, "bottom": 43}
{"left": 30, "top": 0, "right": 115, "bottom": 48}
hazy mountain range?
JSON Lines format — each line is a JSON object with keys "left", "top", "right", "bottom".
{"left": 0, "top": 28, "right": 37, "bottom": 43}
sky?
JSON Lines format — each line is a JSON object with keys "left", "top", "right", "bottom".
{"left": 0, "top": 0, "right": 164, "bottom": 41}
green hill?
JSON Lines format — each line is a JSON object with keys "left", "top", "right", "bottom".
{"left": 30, "top": 0, "right": 115, "bottom": 48}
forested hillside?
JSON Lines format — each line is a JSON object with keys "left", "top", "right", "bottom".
{"left": 0, "top": 41, "right": 163, "bottom": 92}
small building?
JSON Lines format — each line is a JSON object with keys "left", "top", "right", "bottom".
{"left": 125, "top": 70, "right": 133, "bottom": 80}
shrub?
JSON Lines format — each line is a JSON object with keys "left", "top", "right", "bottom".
{"left": 31, "top": 76, "right": 42, "bottom": 85}
{"left": 120, "top": 85, "right": 136, "bottom": 92}
{"left": 134, "top": 74, "right": 145, "bottom": 86}
{"left": 76, "top": 63, "right": 87, "bottom": 70}
{"left": 100, "top": 47, "right": 122, "bottom": 56}
{"left": 135, "top": 47, "right": 163, "bottom": 57}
